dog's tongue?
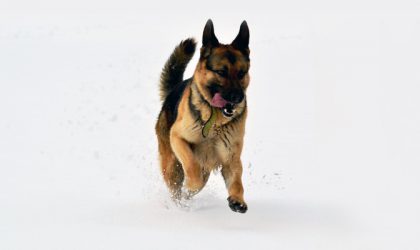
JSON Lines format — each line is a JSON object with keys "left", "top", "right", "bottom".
{"left": 210, "top": 93, "right": 228, "bottom": 108}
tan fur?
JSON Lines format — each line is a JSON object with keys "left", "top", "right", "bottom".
{"left": 155, "top": 20, "right": 250, "bottom": 212}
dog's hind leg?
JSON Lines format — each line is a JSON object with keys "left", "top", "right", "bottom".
{"left": 156, "top": 114, "right": 185, "bottom": 199}
{"left": 158, "top": 136, "right": 184, "bottom": 199}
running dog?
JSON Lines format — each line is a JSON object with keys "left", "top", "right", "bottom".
{"left": 155, "top": 19, "right": 250, "bottom": 213}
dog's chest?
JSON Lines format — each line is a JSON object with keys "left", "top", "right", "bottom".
{"left": 188, "top": 125, "right": 235, "bottom": 169}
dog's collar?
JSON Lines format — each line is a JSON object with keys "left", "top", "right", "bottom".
{"left": 202, "top": 107, "right": 217, "bottom": 138}
{"left": 190, "top": 83, "right": 215, "bottom": 138}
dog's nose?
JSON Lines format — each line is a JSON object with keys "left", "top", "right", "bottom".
{"left": 224, "top": 90, "right": 244, "bottom": 104}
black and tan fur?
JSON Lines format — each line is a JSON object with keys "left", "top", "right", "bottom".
{"left": 155, "top": 20, "right": 251, "bottom": 213}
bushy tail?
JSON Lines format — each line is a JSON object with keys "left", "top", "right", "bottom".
{"left": 159, "top": 38, "right": 197, "bottom": 101}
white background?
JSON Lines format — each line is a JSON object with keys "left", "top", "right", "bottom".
{"left": 1, "top": 1, "right": 419, "bottom": 249}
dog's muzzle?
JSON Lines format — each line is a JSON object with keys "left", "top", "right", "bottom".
{"left": 222, "top": 103, "right": 235, "bottom": 117}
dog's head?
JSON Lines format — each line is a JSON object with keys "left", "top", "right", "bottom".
{"left": 193, "top": 19, "right": 250, "bottom": 116}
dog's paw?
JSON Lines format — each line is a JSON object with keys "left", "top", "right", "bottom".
{"left": 227, "top": 196, "right": 248, "bottom": 213}
{"left": 170, "top": 189, "right": 182, "bottom": 201}
{"left": 185, "top": 177, "right": 204, "bottom": 193}
{"left": 180, "top": 186, "right": 199, "bottom": 200}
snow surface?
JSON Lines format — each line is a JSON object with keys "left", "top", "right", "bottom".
{"left": 1, "top": 3, "right": 420, "bottom": 250}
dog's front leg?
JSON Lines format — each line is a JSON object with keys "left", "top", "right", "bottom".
{"left": 222, "top": 158, "right": 248, "bottom": 213}
{"left": 169, "top": 131, "right": 204, "bottom": 193}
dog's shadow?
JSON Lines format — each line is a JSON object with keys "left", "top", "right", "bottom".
{"left": 192, "top": 197, "right": 351, "bottom": 232}
{"left": 92, "top": 195, "right": 352, "bottom": 233}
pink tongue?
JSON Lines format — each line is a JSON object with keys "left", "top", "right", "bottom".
{"left": 210, "top": 93, "right": 228, "bottom": 108}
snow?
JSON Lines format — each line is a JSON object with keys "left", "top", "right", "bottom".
{"left": 1, "top": 3, "right": 420, "bottom": 250}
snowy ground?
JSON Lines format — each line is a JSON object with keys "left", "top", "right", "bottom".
{"left": 1, "top": 3, "right": 420, "bottom": 250}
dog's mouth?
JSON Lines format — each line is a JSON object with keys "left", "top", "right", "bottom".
{"left": 210, "top": 93, "right": 236, "bottom": 117}
{"left": 221, "top": 103, "right": 235, "bottom": 117}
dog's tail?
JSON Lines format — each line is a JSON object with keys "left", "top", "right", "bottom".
{"left": 159, "top": 38, "right": 197, "bottom": 102}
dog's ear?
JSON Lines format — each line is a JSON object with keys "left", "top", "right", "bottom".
{"left": 202, "top": 19, "right": 219, "bottom": 48}
{"left": 231, "top": 21, "right": 249, "bottom": 53}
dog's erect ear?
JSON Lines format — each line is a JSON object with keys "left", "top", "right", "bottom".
{"left": 202, "top": 19, "right": 219, "bottom": 47}
{"left": 231, "top": 21, "right": 249, "bottom": 52}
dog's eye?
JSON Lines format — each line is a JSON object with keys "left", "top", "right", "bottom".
{"left": 215, "top": 70, "right": 227, "bottom": 78}
{"left": 238, "top": 71, "right": 246, "bottom": 79}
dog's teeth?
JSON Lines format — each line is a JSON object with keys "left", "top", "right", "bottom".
{"left": 222, "top": 108, "right": 235, "bottom": 118}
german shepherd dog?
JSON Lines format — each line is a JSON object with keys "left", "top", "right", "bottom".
{"left": 155, "top": 20, "right": 250, "bottom": 213}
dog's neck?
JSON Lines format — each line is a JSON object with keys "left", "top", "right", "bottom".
{"left": 189, "top": 82, "right": 213, "bottom": 123}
